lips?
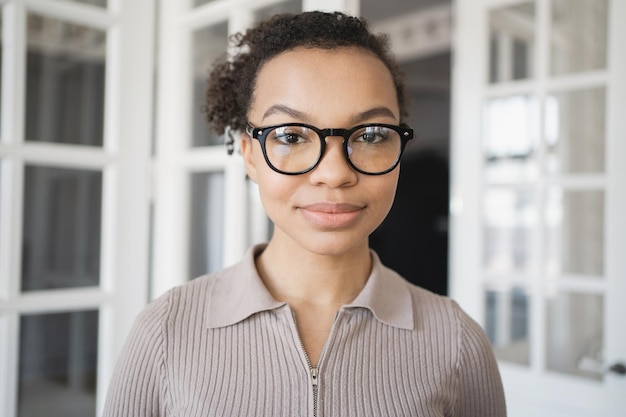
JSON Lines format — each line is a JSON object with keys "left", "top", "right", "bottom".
{"left": 298, "top": 202, "right": 365, "bottom": 229}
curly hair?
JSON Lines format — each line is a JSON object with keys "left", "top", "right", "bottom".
{"left": 204, "top": 11, "right": 408, "bottom": 135}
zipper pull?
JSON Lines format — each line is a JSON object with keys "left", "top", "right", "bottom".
{"left": 311, "top": 367, "right": 318, "bottom": 387}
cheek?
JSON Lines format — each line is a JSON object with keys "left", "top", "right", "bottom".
{"left": 248, "top": 144, "right": 280, "bottom": 185}
{"left": 375, "top": 173, "right": 400, "bottom": 211}
{"left": 379, "top": 188, "right": 398, "bottom": 219}
{"left": 254, "top": 164, "right": 295, "bottom": 210}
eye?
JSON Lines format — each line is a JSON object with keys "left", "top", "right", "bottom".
{"left": 270, "top": 126, "right": 311, "bottom": 145}
{"left": 353, "top": 127, "right": 390, "bottom": 144}
{"left": 275, "top": 133, "right": 304, "bottom": 145}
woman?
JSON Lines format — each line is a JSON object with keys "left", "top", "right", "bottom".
{"left": 103, "top": 11, "right": 506, "bottom": 417}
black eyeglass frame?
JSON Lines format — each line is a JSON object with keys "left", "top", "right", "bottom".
{"left": 245, "top": 122, "right": 414, "bottom": 175}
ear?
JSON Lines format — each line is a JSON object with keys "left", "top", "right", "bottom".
{"left": 240, "top": 133, "right": 259, "bottom": 183}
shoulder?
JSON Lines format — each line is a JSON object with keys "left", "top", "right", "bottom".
{"left": 400, "top": 279, "right": 466, "bottom": 328}
{"left": 146, "top": 266, "right": 233, "bottom": 325}
{"left": 391, "top": 275, "right": 493, "bottom": 356}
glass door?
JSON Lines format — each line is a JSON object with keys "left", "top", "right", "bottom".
{"left": 451, "top": 0, "right": 626, "bottom": 415}
{"left": 0, "top": 1, "right": 155, "bottom": 416}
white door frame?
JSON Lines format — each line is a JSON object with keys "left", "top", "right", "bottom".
{"left": 450, "top": 0, "right": 626, "bottom": 416}
{"left": 0, "top": 1, "right": 155, "bottom": 416}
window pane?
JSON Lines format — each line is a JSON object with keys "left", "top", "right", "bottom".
{"left": 486, "top": 287, "right": 530, "bottom": 366}
{"left": 254, "top": 0, "right": 301, "bottom": 22}
{"left": 22, "top": 165, "right": 102, "bottom": 291}
{"left": 489, "top": 2, "right": 535, "bottom": 83}
{"left": 545, "top": 87, "right": 606, "bottom": 174}
{"left": 189, "top": 171, "right": 224, "bottom": 278}
{"left": 26, "top": 14, "right": 106, "bottom": 146}
{"left": 19, "top": 310, "right": 99, "bottom": 417}
{"left": 551, "top": 0, "right": 608, "bottom": 76}
{"left": 483, "top": 95, "right": 539, "bottom": 182}
{"left": 191, "top": 22, "right": 228, "bottom": 147}
{"left": 483, "top": 188, "right": 537, "bottom": 276}
{"left": 545, "top": 188, "right": 604, "bottom": 277}
{"left": 546, "top": 291, "right": 603, "bottom": 380}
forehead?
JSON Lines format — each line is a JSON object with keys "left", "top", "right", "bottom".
{"left": 249, "top": 47, "right": 399, "bottom": 124}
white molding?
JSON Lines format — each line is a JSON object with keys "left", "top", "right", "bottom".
{"left": 181, "top": 3, "right": 230, "bottom": 29}
{"left": 182, "top": 148, "right": 228, "bottom": 171}
{"left": 0, "top": 143, "right": 114, "bottom": 168}
{"left": 0, "top": 314, "right": 19, "bottom": 417}
{"left": 183, "top": 0, "right": 290, "bottom": 29}
{"left": 104, "top": 24, "right": 121, "bottom": 153}
{"left": 223, "top": 153, "right": 248, "bottom": 267}
{"left": 97, "top": 0, "right": 156, "bottom": 414}
{"left": 484, "top": 70, "right": 609, "bottom": 98}
{"left": 485, "top": 175, "right": 607, "bottom": 189}
{"left": 543, "top": 277, "right": 607, "bottom": 294}
{"left": 0, "top": 287, "right": 110, "bottom": 313}
{"left": 0, "top": 158, "right": 24, "bottom": 303}
{"left": 302, "top": 0, "right": 359, "bottom": 15}
{"left": 1, "top": 2, "right": 26, "bottom": 146}
{"left": 0, "top": 162, "right": 13, "bottom": 300}
{"left": 152, "top": 0, "right": 190, "bottom": 297}
{"left": 605, "top": 0, "right": 626, "bottom": 413}
{"left": 449, "top": 0, "right": 486, "bottom": 319}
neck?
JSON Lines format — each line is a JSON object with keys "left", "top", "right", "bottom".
{"left": 255, "top": 238, "right": 372, "bottom": 308}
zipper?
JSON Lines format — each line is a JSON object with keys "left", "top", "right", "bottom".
{"left": 311, "top": 367, "right": 319, "bottom": 417}
{"left": 291, "top": 310, "right": 338, "bottom": 417}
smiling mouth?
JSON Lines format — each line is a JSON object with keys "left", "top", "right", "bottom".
{"left": 298, "top": 203, "right": 365, "bottom": 228}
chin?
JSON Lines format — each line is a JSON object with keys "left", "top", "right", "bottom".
{"left": 295, "top": 233, "right": 370, "bottom": 258}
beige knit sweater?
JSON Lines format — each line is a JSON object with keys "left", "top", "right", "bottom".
{"left": 103, "top": 246, "right": 506, "bottom": 417}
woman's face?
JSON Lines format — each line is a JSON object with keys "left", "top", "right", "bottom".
{"left": 242, "top": 46, "right": 401, "bottom": 257}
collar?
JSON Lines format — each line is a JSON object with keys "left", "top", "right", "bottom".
{"left": 206, "top": 244, "right": 414, "bottom": 330}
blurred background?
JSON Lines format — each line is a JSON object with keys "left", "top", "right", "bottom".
{"left": 0, "top": 0, "right": 624, "bottom": 416}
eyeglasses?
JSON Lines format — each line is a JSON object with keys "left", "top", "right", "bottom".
{"left": 245, "top": 122, "right": 414, "bottom": 175}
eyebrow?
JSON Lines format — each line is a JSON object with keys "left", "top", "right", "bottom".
{"left": 261, "top": 104, "right": 398, "bottom": 125}
{"left": 262, "top": 104, "right": 309, "bottom": 122}
{"left": 350, "top": 107, "right": 397, "bottom": 124}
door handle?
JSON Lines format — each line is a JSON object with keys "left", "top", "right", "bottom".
{"left": 609, "top": 362, "right": 626, "bottom": 375}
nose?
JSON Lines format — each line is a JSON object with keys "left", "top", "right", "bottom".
{"left": 308, "top": 136, "right": 358, "bottom": 188}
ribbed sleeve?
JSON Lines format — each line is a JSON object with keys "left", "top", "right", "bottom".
{"left": 454, "top": 307, "right": 507, "bottom": 416}
{"left": 102, "top": 293, "right": 169, "bottom": 417}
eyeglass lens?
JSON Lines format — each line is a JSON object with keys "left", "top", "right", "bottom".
{"left": 263, "top": 125, "right": 403, "bottom": 174}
